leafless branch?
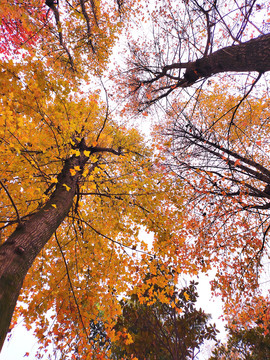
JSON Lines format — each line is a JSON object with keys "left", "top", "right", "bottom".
{"left": 0, "top": 179, "right": 22, "bottom": 226}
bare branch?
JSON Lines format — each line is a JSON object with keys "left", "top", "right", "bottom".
{"left": 54, "top": 231, "right": 89, "bottom": 339}
{"left": 0, "top": 179, "right": 22, "bottom": 226}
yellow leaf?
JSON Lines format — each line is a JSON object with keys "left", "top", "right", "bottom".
{"left": 89, "top": 183, "right": 96, "bottom": 190}
{"left": 52, "top": 204, "right": 57, "bottom": 208}
{"left": 84, "top": 150, "right": 90, "bottom": 157}
{"left": 70, "top": 169, "right": 76, "bottom": 176}
{"left": 70, "top": 149, "right": 80, "bottom": 156}
{"left": 183, "top": 291, "right": 190, "bottom": 301}
{"left": 51, "top": 177, "right": 58, "bottom": 183}
{"left": 74, "top": 166, "right": 81, "bottom": 171}
{"left": 63, "top": 184, "right": 71, "bottom": 191}
{"left": 124, "top": 333, "right": 133, "bottom": 345}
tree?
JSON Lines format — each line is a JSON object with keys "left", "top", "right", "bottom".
{"left": 128, "top": 33, "right": 270, "bottom": 107}
{"left": 121, "top": 0, "right": 270, "bottom": 108}
{"left": 0, "top": 0, "right": 46, "bottom": 58}
{"left": 209, "top": 321, "right": 270, "bottom": 359}
{"left": 0, "top": 57, "right": 159, "bottom": 354}
{"left": 0, "top": 0, "right": 127, "bottom": 73}
{"left": 117, "top": 0, "right": 270, "bottom": 331}
{"left": 0, "top": 1, "right": 184, "bottom": 356}
{"left": 112, "top": 279, "right": 218, "bottom": 360}
{"left": 154, "top": 87, "right": 270, "bottom": 328}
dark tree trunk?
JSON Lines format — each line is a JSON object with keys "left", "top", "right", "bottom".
{"left": 185, "top": 33, "right": 270, "bottom": 84}
{"left": 137, "top": 34, "right": 270, "bottom": 106}
{"left": 0, "top": 152, "right": 89, "bottom": 351}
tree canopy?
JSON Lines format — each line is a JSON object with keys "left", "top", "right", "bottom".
{"left": 210, "top": 320, "right": 270, "bottom": 360}
{"left": 0, "top": 0, "right": 270, "bottom": 358}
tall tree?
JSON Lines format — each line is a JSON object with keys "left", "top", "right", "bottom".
{"left": 128, "top": 33, "right": 270, "bottom": 107}
{"left": 154, "top": 87, "right": 270, "bottom": 329}
{"left": 120, "top": 0, "right": 270, "bottom": 108}
{"left": 117, "top": 0, "right": 270, "bottom": 333}
{"left": 0, "top": 57, "right": 162, "bottom": 354}
{"left": 0, "top": 1, "right": 183, "bottom": 356}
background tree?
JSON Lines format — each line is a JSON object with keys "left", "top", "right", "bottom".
{"left": 114, "top": 0, "right": 270, "bottom": 333}
{"left": 120, "top": 0, "right": 270, "bottom": 109}
{"left": 152, "top": 85, "right": 270, "bottom": 330}
{"left": 209, "top": 321, "right": 270, "bottom": 360}
{"left": 0, "top": 0, "right": 129, "bottom": 74}
{"left": 111, "top": 279, "right": 218, "bottom": 360}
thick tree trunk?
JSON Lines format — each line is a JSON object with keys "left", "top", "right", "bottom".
{"left": 0, "top": 151, "right": 88, "bottom": 351}
{"left": 185, "top": 33, "right": 270, "bottom": 83}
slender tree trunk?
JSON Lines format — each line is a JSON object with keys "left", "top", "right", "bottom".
{"left": 0, "top": 152, "right": 88, "bottom": 351}
{"left": 185, "top": 33, "right": 270, "bottom": 83}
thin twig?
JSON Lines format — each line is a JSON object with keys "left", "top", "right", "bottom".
{"left": 70, "top": 215, "right": 153, "bottom": 257}
{"left": 54, "top": 231, "right": 89, "bottom": 340}
{"left": 0, "top": 179, "right": 22, "bottom": 226}
{"left": 259, "top": 222, "right": 270, "bottom": 254}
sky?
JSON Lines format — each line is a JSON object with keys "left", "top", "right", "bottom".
{"left": 1, "top": 324, "right": 39, "bottom": 360}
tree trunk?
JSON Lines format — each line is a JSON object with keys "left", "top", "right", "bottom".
{"left": 185, "top": 33, "right": 270, "bottom": 83}
{"left": 0, "top": 152, "right": 88, "bottom": 351}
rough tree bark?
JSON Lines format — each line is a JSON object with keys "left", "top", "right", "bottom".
{"left": 136, "top": 33, "right": 270, "bottom": 105}
{"left": 0, "top": 141, "right": 121, "bottom": 351}
{"left": 183, "top": 33, "right": 270, "bottom": 84}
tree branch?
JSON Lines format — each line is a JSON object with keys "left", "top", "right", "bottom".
{"left": 0, "top": 179, "right": 22, "bottom": 226}
{"left": 54, "top": 231, "right": 89, "bottom": 339}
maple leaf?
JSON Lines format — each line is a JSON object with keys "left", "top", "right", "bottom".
{"left": 84, "top": 150, "right": 90, "bottom": 157}
{"left": 70, "top": 169, "right": 77, "bottom": 176}
{"left": 63, "top": 184, "right": 71, "bottom": 191}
